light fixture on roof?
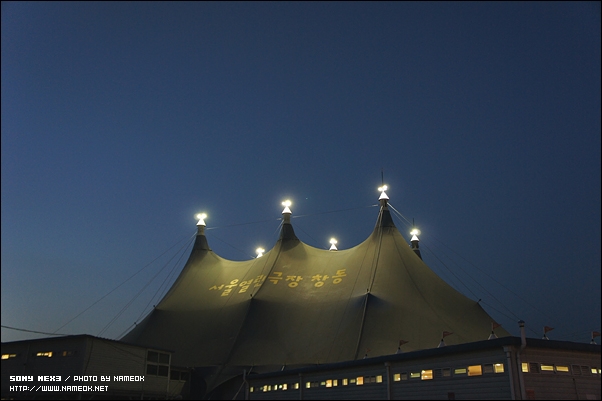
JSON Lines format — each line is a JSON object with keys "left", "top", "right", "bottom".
{"left": 281, "top": 199, "right": 292, "bottom": 214}
{"left": 256, "top": 248, "right": 265, "bottom": 258}
{"left": 196, "top": 213, "right": 207, "bottom": 226}
{"left": 329, "top": 238, "right": 338, "bottom": 251}
{"left": 378, "top": 185, "right": 389, "bottom": 201}
{"left": 410, "top": 228, "right": 420, "bottom": 241}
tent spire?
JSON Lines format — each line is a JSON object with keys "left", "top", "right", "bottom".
{"left": 279, "top": 199, "right": 298, "bottom": 241}
{"left": 378, "top": 184, "right": 389, "bottom": 207}
{"left": 410, "top": 222, "right": 422, "bottom": 260}
{"left": 193, "top": 213, "right": 211, "bottom": 250}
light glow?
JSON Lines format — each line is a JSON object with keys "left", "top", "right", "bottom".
{"left": 196, "top": 213, "right": 207, "bottom": 226}
{"left": 410, "top": 228, "right": 420, "bottom": 236}
{"left": 281, "top": 199, "right": 292, "bottom": 214}
{"left": 256, "top": 248, "right": 265, "bottom": 258}
{"left": 378, "top": 185, "right": 388, "bottom": 192}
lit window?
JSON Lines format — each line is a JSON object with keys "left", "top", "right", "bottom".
{"left": 333, "top": 379, "right": 338, "bottom": 386}
{"left": 376, "top": 375, "right": 383, "bottom": 383}
{"left": 1, "top": 354, "right": 17, "bottom": 359}
{"left": 325, "top": 380, "right": 332, "bottom": 388}
{"left": 393, "top": 373, "right": 401, "bottom": 382}
{"left": 356, "top": 377, "right": 364, "bottom": 385}
{"left": 282, "top": 383, "right": 288, "bottom": 390}
{"left": 494, "top": 363, "right": 505, "bottom": 373}
{"left": 294, "top": 383, "right": 299, "bottom": 389}
{"left": 350, "top": 378, "right": 356, "bottom": 384}
{"left": 454, "top": 368, "right": 467, "bottom": 375}
{"left": 421, "top": 370, "right": 433, "bottom": 380}
{"left": 468, "top": 365, "right": 482, "bottom": 376}
{"left": 522, "top": 363, "right": 529, "bottom": 373}
{"left": 249, "top": 387, "right": 254, "bottom": 393}
{"left": 320, "top": 381, "right": 326, "bottom": 387}
{"left": 263, "top": 385, "right": 268, "bottom": 392}
{"left": 306, "top": 382, "right": 311, "bottom": 389}
{"left": 591, "top": 368, "right": 599, "bottom": 375}
{"left": 36, "top": 352, "right": 53, "bottom": 357}
{"left": 556, "top": 366, "right": 569, "bottom": 373}
{"left": 410, "top": 372, "right": 421, "bottom": 379}
{"left": 540, "top": 364, "right": 554, "bottom": 372}
{"left": 342, "top": 378, "right": 348, "bottom": 386}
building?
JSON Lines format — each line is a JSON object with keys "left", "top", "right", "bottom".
{"left": 244, "top": 336, "right": 601, "bottom": 400}
{"left": 1, "top": 334, "right": 188, "bottom": 399}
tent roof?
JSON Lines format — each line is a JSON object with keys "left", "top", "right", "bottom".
{"left": 123, "top": 197, "right": 509, "bottom": 382}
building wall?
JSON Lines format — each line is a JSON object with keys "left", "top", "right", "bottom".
{"left": 1, "top": 336, "right": 188, "bottom": 399}
{"left": 247, "top": 348, "right": 513, "bottom": 400}
{"left": 246, "top": 343, "right": 601, "bottom": 400}
{"left": 519, "top": 347, "right": 601, "bottom": 400}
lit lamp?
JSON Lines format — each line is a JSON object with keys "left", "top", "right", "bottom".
{"left": 329, "top": 238, "right": 338, "bottom": 251}
{"left": 196, "top": 213, "right": 207, "bottom": 235}
{"left": 378, "top": 185, "right": 389, "bottom": 201}
{"left": 256, "top": 248, "right": 265, "bottom": 258}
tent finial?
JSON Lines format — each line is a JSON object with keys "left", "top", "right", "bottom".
{"left": 281, "top": 200, "right": 292, "bottom": 223}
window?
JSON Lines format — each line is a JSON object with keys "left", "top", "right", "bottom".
{"left": 494, "top": 363, "right": 505, "bottom": 373}
{"left": 442, "top": 368, "right": 451, "bottom": 377}
{"left": 410, "top": 372, "right": 421, "bottom": 379}
{"left": 454, "top": 368, "right": 467, "bottom": 375}
{"left": 146, "top": 350, "right": 170, "bottom": 377}
{"left": 529, "top": 363, "right": 540, "bottom": 373}
{"left": 325, "top": 380, "right": 332, "bottom": 388}
{"left": 467, "top": 365, "right": 482, "bottom": 376}
{"left": 294, "top": 382, "right": 299, "bottom": 389}
{"left": 1, "top": 354, "right": 17, "bottom": 359}
{"left": 556, "top": 366, "right": 569, "bottom": 373}
{"left": 483, "top": 364, "right": 494, "bottom": 374}
{"left": 400, "top": 372, "right": 408, "bottom": 381}
{"left": 36, "top": 352, "right": 52, "bottom": 357}
{"left": 421, "top": 370, "right": 433, "bottom": 380}
{"left": 282, "top": 384, "right": 288, "bottom": 390}
{"left": 376, "top": 375, "right": 383, "bottom": 383}
{"left": 522, "top": 363, "right": 529, "bottom": 373}
{"left": 393, "top": 373, "right": 401, "bottom": 381}
{"left": 590, "top": 368, "right": 599, "bottom": 375}
{"left": 61, "top": 351, "right": 74, "bottom": 357}
{"left": 356, "top": 377, "right": 364, "bottom": 385}
{"left": 572, "top": 365, "right": 581, "bottom": 375}
{"left": 305, "top": 381, "right": 311, "bottom": 389}
{"left": 342, "top": 378, "right": 348, "bottom": 386}
{"left": 540, "top": 364, "right": 554, "bottom": 372}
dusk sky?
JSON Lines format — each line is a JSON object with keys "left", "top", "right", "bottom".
{"left": 2, "top": 2, "right": 600, "bottom": 345}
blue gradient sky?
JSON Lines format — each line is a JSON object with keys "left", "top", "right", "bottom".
{"left": 2, "top": 2, "right": 600, "bottom": 344}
